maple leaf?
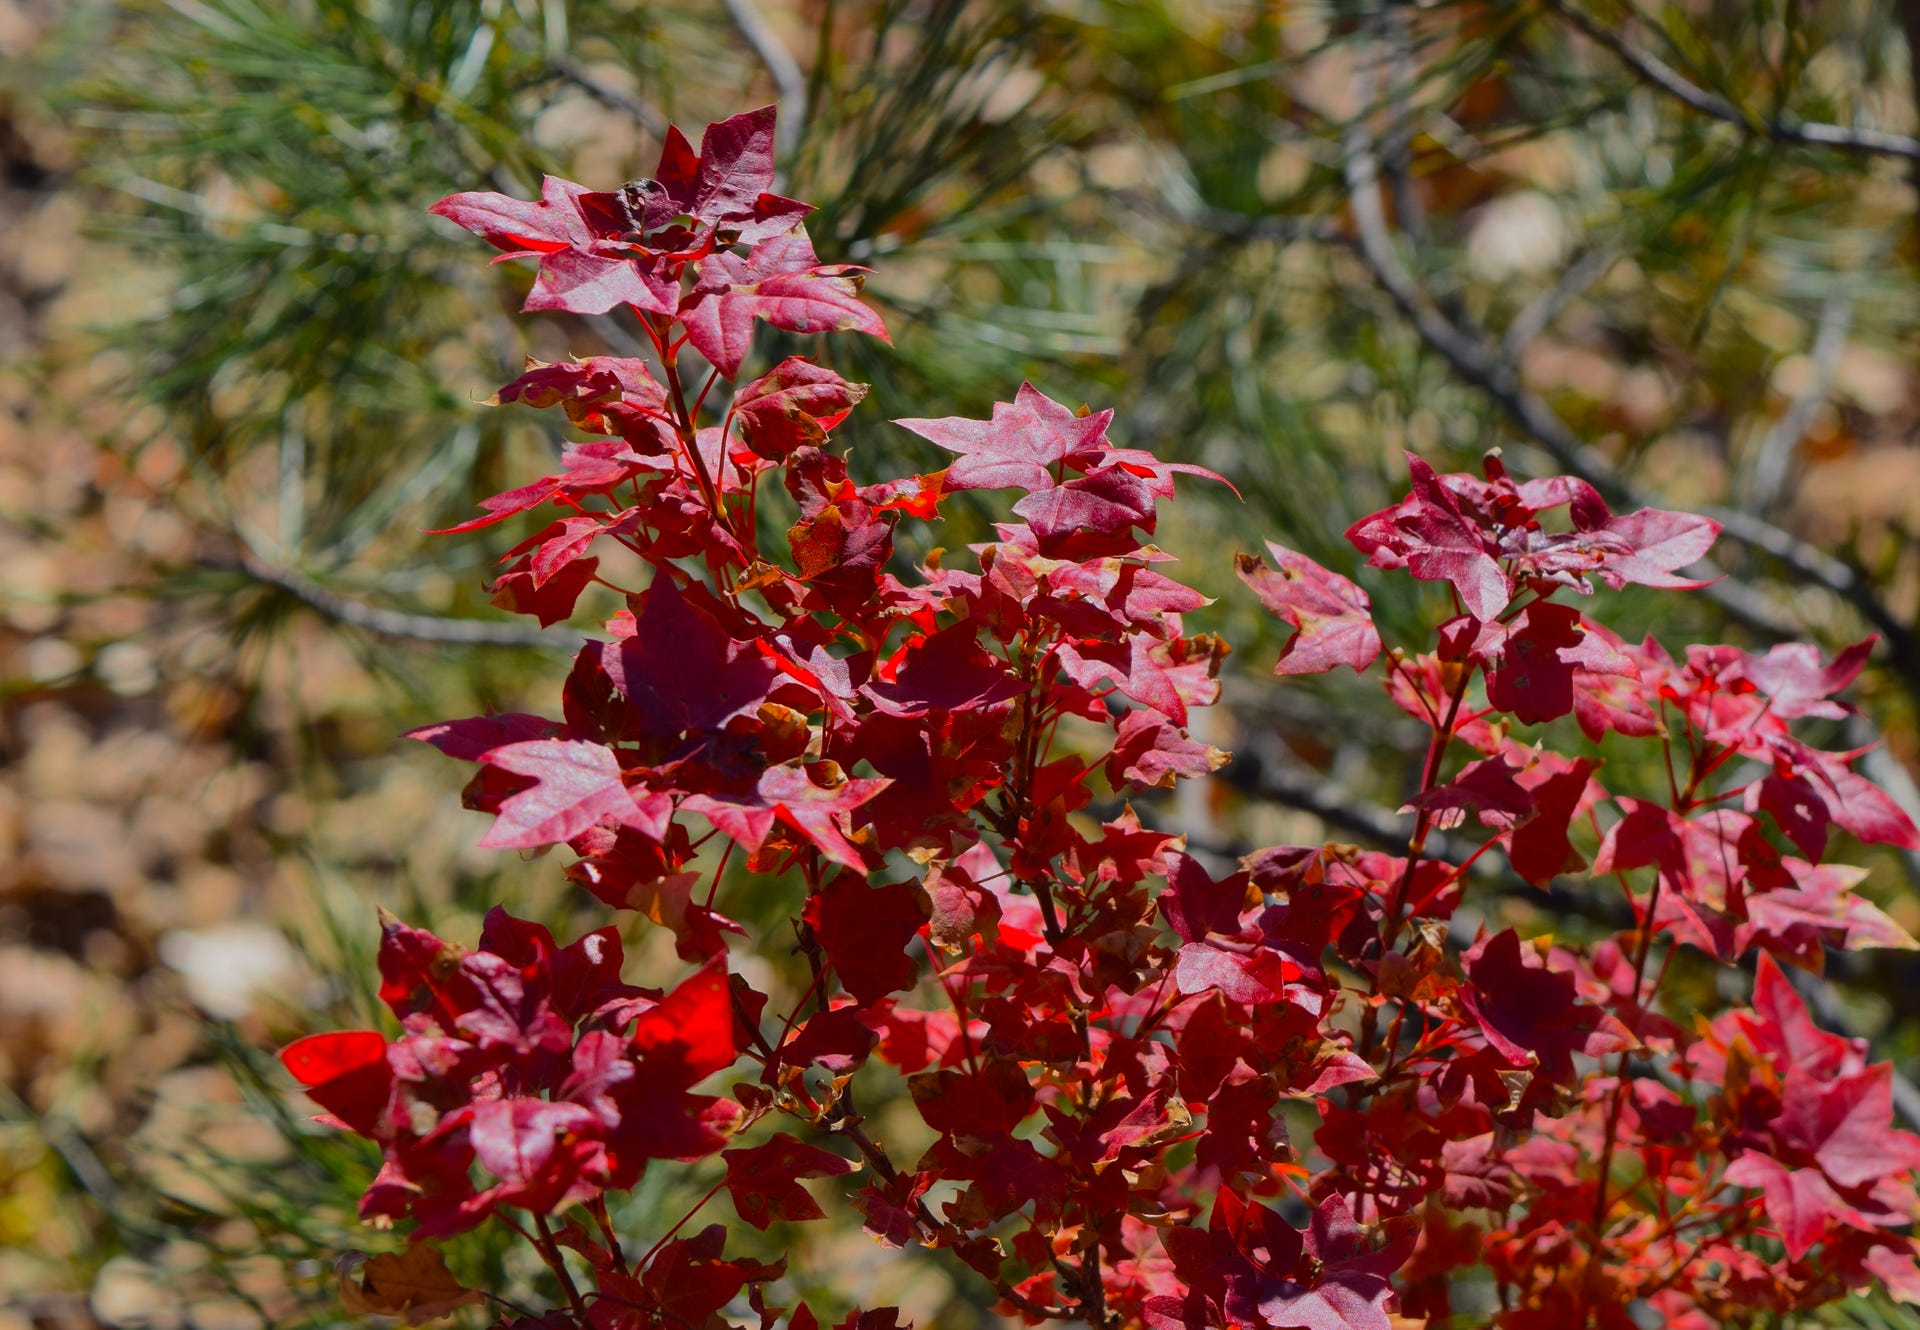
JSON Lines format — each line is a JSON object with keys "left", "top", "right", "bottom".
{"left": 1721, "top": 1145, "right": 1913, "bottom": 1263}
{"left": 1754, "top": 772, "right": 1833, "bottom": 860}
{"left": 427, "top": 437, "right": 667, "bottom": 535}
{"left": 617, "top": 105, "right": 811, "bottom": 247}
{"left": 924, "top": 857, "right": 1004, "bottom": 951}
{"left": 680, "top": 230, "right": 889, "bottom": 378}
{"left": 1507, "top": 757, "right": 1598, "bottom": 887}
{"left": 469, "top": 1096, "right": 606, "bottom": 1212}
{"left": 279, "top": 1030, "right": 391, "bottom": 1136}
{"left": 863, "top": 621, "right": 1024, "bottom": 718}
{"left": 685, "top": 764, "right": 889, "bottom": 871}
{"left": 1160, "top": 855, "right": 1303, "bottom": 1005}
{"left": 631, "top": 955, "right": 740, "bottom": 1088}
{"left": 1589, "top": 506, "right": 1721, "bottom": 590}
{"left": 493, "top": 355, "right": 670, "bottom": 440}
{"left": 601, "top": 576, "right": 780, "bottom": 739}
{"left": 1347, "top": 454, "right": 1510, "bottom": 621}
{"left": 1012, "top": 464, "right": 1158, "bottom": 544}
{"left": 909, "top": 1061, "right": 1035, "bottom": 1138}
{"left": 337, "top": 1247, "right": 482, "bottom": 1326}
{"left": 405, "top": 712, "right": 557, "bottom": 761}
{"left": 1480, "top": 602, "right": 1637, "bottom": 725}
{"left": 1591, "top": 796, "right": 1688, "bottom": 887}
{"left": 430, "top": 175, "right": 679, "bottom": 316}
{"left": 1738, "top": 637, "right": 1874, "bottom": 720}
{"left": 801, "top": 875, "right": 928, "bottom": 1004}
{"left": 731, "top": 357, "right": 867, "bottom": 459}
{"left": 1104, "top": 708, "right": 1230, "bottom": 791}
{"left": 894, "top": 382, "right": 1113, "bottom": 493}
{"left": 1458, "top": 929, "right": 1624, "bottom": 1084}
{"left": 1774, "top": 1060, "right": 1920, "bottom": 1191}
{"left": 1744, "top": 858, "right": 1917, "bottom": 956}
{"left": 1407, "top": 754, "right": 1534, "bottom": 831}
{"left": 775, "top": 1006, "right": 879, "bottom": 1076}
{"left": 475, "top": 739, "right": 670, "bottom": 850}
{"left": 489, "top": 550, "right": 600, "bottom": 627}
{"left": 722, "top": 1134, "right": 855, "bottom": 1230}
{"left": 632, "top": 1225, "right": 784, "bottom": 1326}
{"left": 1250, "top": 1196, "right": 1405, "bottom": 1330}
{"left": 1236, "top": 543, "right": 1382, "bottom": 676}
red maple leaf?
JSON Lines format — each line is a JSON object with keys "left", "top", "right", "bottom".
{"left": 615, "top": 105, "right": 811, "bottom": 247}
{"left": 731, "top": 357, "right": 867, "bottom": 459}
{"left": 279, "top": 1030, "right": 392, "bottom": 1135}
{"left": 1347, "top": 454, "right": 1509, "bottom": 622}
{"left": 493, "top": 355, "right": 671, "bottom": 441}
{"left": 685, "top": 764, "right": 889, "bottom": 872}
{"left": 1104, "top": 708, "right": 1229, "bottom": 792}
{"left": 679, "top": 230, "right": 889, "bottom": 378}
{"left": 801, "top": 875, "right": 927, "bottom": 1004}
{"left": 476, "top": 739, "right": 670, "bottom": 850}
{"left": 894, "top": 382, "right": 1113, "bottom": 493}
{"left": 1458, "top": 929, "right": 1626, "bottom": 1084}
{"left": 1236, "top": 542, "right": 1382, "bottom": 676}
{"left": 722, "top": 1134, "right": 855, "bottom": 1230}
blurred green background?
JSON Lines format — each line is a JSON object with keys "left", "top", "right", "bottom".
{"left": 5, "top": 0, "right": 1920, "bottom": 1326}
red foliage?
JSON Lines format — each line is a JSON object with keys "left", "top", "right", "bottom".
{"left": 282, "top": 105, "right": 1920, "bottom": 1329}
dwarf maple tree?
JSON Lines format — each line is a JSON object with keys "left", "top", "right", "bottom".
{"left": 282, "top": 105, "right": 1920, "bottom": 1329}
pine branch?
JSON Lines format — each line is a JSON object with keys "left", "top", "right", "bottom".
{"left": 1339, "top": 122, "right": 1920, "bottom": 692}
{"left": 235, "top": 550, "right": 564, "bottom": 651}
{"left": 1546, "top": 0, "right": 1920, "bottom": 164}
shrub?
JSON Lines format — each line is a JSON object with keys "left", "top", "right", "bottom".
{"left": 280, "top": 105, "right": 1920, "bottom": 1329}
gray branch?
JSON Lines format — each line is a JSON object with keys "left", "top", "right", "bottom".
{"left": 1546, "top": 0, "right": 1920, "bottom": 164}
{"left": 551, "top": 57, "right": 667, "bottom": 138}
{"left": 237, "top": 551, "right": 565, "bottom": 650}
{"left": 1339, "top": 126, "right": 1920, "bottom": 688}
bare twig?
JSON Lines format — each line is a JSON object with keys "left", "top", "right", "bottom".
{"left": 1501, "top": 246, "right": 1620, "bottom": 362}
{"left": 721, "top": 0, "right": 807, "bottom": 155}
{"left": 1546, "top": 0, "right": 1920, "bottom": 164}
{"left": 235, "top": 550, "right": 564, "bottom": 650}
{"left": 550, "top": 56, "right": 667, "bottom": 138}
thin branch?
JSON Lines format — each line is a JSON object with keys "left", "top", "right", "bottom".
{"left": 1501, "top": 245, "right": 1620, "bottom": 362}
{"left": 721, "top": 0, "right": 807, "bottom": 155}
{"left": 550, "top": 56, "right": 667, "bottom": 138}
{"left": 234, "top": 550, "right": 563, "bottom": 650}
{"left": 1339, "top": 124, "right": 1920, "bottom": 688}
{"left": 1545, "top": 0, "right": 1920, "bottom": 164}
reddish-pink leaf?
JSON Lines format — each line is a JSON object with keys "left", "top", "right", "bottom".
{"left": 684, "top": 765, "right": 889, "bottom": 872}
{"left": 722, "top": 1134, "right": 854, "bottom": 1230}
{"left": 477, "top": 739, "right": 670, "bottom": 849}
{"left": 894, "top": 382, "right": 1113, "bottom": 493}
{"left": 802, "top": 876, "right": 927, "bottom": 1005}
{"left": 731, "top": 357, "right": 867, "bottom": 459}
{"left": 680, "top": 231, "right": 889, "bottom": 378}
{"left": 1236, "top": 543, "right": 1382, "bottom": 676}
{"left": 279, "top": 1031, "right": 392, "bottom": 1136}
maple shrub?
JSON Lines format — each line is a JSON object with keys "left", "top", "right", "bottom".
{"left": 279, "top": 105, "right": 1920, "bottom": 1330}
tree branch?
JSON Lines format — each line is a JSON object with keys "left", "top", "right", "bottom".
{"left": 550, "top": 56, "right": 667, "bottom": 138}
{"left": 1338, "top": 122, "right": 1920, "bottom": 690}
{"left": 234, "top": 550, "right": 564, "bottom": 650}
{"left": 1545, "top": 0, "right": 1920, "bottom": 164}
